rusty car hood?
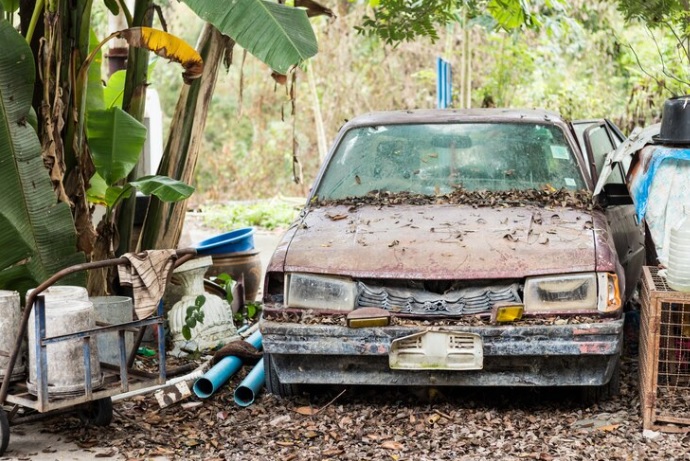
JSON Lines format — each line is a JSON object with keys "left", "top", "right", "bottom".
{"left": 282, "top": 204, "right": 604, "bottom": 280}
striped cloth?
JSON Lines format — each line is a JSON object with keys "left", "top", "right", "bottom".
{"left": 118, "top": 250, "right": 176, "bottom": 319}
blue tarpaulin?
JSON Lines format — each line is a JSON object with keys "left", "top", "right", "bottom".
{"left": 631, "top": 146, "right": 690, "bottom": 222}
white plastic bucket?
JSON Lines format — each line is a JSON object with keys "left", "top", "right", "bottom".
{"left": 0, "top": 290, "right": 26, "bottom": 381}
{"left": 668, "top": 217, "right": 690, "bottom": 292}
{"left": 27, "top": 287, "right": 103, "bottom": 396}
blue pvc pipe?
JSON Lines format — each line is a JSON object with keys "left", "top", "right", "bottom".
{"left": 193, "top": 330, "right": 262, "bottom": 398}
{"left": 233, "top": 358, "right": 265, "bottom": 407}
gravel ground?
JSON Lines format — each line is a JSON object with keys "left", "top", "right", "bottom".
{"left": 33, "top": 350, "right": 689, "bottom": 461}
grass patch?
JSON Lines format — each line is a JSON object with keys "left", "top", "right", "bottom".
{"left": 201, "top": 198, "right": 303, "bottom": 231}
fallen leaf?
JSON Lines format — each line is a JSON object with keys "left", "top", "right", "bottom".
{"left": 326, "top": 213, "right": 348, "bottom": 221}
{"left": 269, "top": 415, "right": 291, "bottom": 426}
{"left": 77, "top": 440, "right": 100, "bottom": 448}
{"left": 596, "top": 424, "right": 621, "bottom": 432}
{"left": 181, "top": 402, "right": 202, "bottom": 409}
{"left": 94, "top": 448, "right": 119, "bottom": 457}
{"left": 294, "top": 406, "right": 318, "bottom": 416}
{"left": 381, "top": 440, "right": 403, "bottom": 450}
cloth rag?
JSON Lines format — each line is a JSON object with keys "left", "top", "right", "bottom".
{"left": 118, "top": 249, "right": 176, "bottom": 319}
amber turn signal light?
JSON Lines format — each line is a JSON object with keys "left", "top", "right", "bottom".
{"left": 346, "top": 307, "right": 391, "bottom": 328}
{"left": 491, "top": 303, "right": 524, "bottom": 324}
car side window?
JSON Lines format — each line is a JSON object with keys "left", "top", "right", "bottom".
{"left": 580, "top": 122, "right": 624, "bottom": 185}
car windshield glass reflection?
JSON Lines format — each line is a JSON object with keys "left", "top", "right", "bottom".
{"left": 315, "top": 122, "right": 586, "bottom": 200}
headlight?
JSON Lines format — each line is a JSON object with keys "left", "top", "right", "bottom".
{"left": 284, "top": 273, "right": 357, "bottom": 312}
{"left": 523, "top": 272, "right": 621, "bottom": 314}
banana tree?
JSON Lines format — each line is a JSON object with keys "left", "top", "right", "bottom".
{"left": 138, "top": 0, "right": 318, "bottom": 251}
{"left": 1, "top": 0, "right": 319, "bottom": 296}
{"left": 0, "top": 18, "right": 84, "bottom": 294}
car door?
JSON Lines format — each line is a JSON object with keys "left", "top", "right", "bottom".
{"left": 573, "top": 119, "right": 645, "bottom": 302}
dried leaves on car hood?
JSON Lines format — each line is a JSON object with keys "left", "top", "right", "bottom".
{"left": 315, "top": 187, "right": 595, "bottom": 211}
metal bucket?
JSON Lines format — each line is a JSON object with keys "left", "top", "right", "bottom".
{"left": 91, "top": 296, "right": 134, "bottom": 366}
{"left": 27, "top": 287, "right": 103, "bottom": 396}
{"left": 206, "top": 250, "right": 262, "bottom": 302}
{"left": 0, "top": 290, "right": 26, "bottom": 381}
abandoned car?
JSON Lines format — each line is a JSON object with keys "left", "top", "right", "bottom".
{"left": 260, "top": 109, "right": 644, "bottom": 401}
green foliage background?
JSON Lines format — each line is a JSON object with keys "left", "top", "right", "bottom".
{"left": 140, "top": 1, "right": 684, "bottom": 205}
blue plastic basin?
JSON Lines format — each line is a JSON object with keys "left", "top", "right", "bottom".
{"left": 194, "top": 227, "right": 256, "bottom": 255}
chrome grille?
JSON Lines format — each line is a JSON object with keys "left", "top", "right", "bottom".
{"left": 357, "top": 282, "right": 521, "bottom": 315}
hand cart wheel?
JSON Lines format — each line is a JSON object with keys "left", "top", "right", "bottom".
{"left": 78, "top": 397, "right": 113, "bottom": 427}
{"left": 0, "top": 407, "right": 9, "bottom": 456}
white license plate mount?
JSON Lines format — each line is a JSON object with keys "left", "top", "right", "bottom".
{"left": 389, "top": 330, "right": 484, "bottom": 370}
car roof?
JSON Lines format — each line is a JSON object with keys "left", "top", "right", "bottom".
{"left": 341, "top": 108, "right": 568, "bottom": 130}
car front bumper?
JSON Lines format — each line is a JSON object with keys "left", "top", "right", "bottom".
{"left": 260, "top": 318, "right": 624, "bottom": 387}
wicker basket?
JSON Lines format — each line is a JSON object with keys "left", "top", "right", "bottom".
{"left": 640, "top": 266, "right": 690, "bottom": 432}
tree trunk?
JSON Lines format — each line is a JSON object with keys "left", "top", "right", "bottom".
{"left": 307, "top": 63, "right": 327, "bottom": 162}
{"left": 115, "top": 0, "right": 154, "bottom": 258}
{"left": 138, "top": 24, "right": 233, "bottom": 251}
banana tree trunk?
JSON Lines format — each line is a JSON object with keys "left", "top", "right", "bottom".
{"left": 138, "top": 24, "right": 232, "bottom": 251}
{"left": 88, "top": 0, "right": 153, "bottom": 295}
{"left": 115, "top": 0, "right": 153, "bottom": 258}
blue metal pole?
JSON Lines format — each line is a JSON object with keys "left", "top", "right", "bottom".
{"left": 436, "top": 57, "right": 443, "bottom": 109}
{"left": 233, "top": 358, "right": 265, "bottom": 407}
{"left": 437, "top": 57, "right": 452, "bottom": 109}
{"left": 192, "top": 330, "right": 262, "bottom": 398}
{"left": 445, "top": 61, "right": 452, "bottom": 108}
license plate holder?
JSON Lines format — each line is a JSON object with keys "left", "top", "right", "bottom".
{"left": 389, "top": 330, "right": 483, "bottom": 370}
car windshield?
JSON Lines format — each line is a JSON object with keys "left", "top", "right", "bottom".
{"left": 315, "top": 122, "right": 586, "bottom": 200}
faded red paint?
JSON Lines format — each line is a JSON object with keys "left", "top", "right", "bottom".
{"left": 573, "top": 327, "right": 601, "bottom": 335}
{"left": 283, "top": 203, "right": 598, "bottom": 280}
{"left": 579, "top": 342, "right": 613, "bottom": 354}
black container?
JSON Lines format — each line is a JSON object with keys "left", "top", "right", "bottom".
{"left": 655, "top": 96, "right": 690, "bottom": 145}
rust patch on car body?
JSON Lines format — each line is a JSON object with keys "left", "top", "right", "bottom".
{"left": 283, "top": 203, "right": 599, "bottom": 280}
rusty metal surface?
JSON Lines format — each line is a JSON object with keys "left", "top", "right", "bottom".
{"left": 0, "top": 248, "right": 196, "bottom": 406}
{"left": 337, "top": 108, "right": 566, "bottom": 130}
{"left": 261, "top": 319, "right": 623, "bottom": 387}
{"left": 261, "top": 319, "right": 623, "bottom": 357}
{"left": 284, "top": 203, "right": 599, "bottom": 280}
{"left": 603, "top": 204, "right": 645, "bottom": 300}
{"left": 269, "top": 354, "right": 617, "bottom": 387}
{"left": 264, "top": 224, "right": 299, "bottom": 275}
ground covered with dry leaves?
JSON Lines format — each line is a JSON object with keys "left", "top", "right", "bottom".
{"left": 31, "top": 350, "right": 689, "bottom": 461}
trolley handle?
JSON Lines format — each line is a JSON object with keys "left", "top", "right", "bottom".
{"left": 0, "top": 248, "right": 197, "bottom": 404}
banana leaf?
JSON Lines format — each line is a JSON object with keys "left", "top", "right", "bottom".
{"left": 0, "top": 0, "right": 18, "bottom": 13}
{"left": 87, "top": 29, "right": 105, "bottom": 113}
{"left": 87, "top": 173, "right": 194, "bottom": 208}
{"left": 0, "top": 19, "right": 84, "bottom": 295}
{"left": 181, "top": 0, "right": 317, "bottom": 74}
{"left": 86, "top": 107, "right": 148, "bottom": 185}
